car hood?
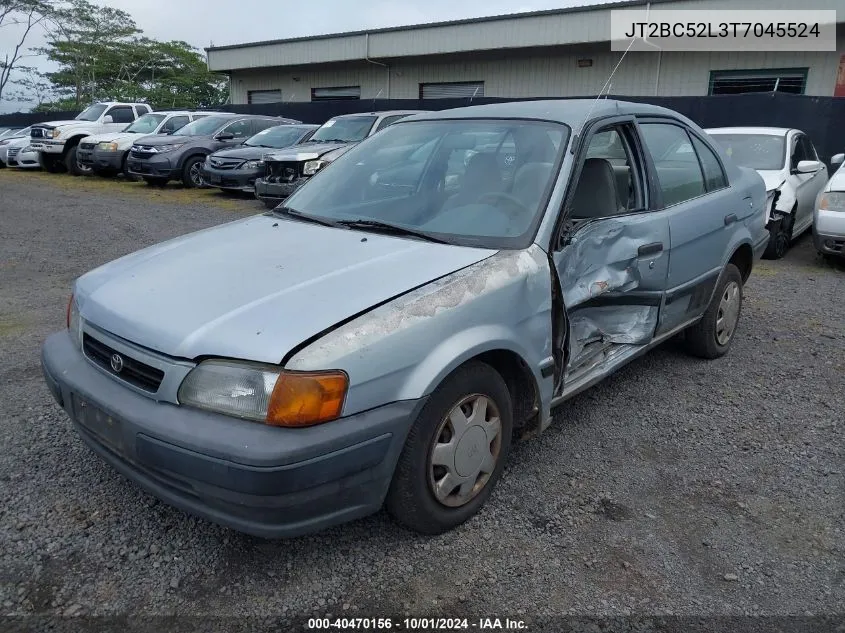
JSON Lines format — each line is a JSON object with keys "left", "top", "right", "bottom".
{"left": 209, "top": 145, "right": 267, "bottom": 160}
{"left": 756, "top": 170, "right": 787, "bottom": 193}
{"left": 34, "top": 120, "right": 86, "bottom": 129}
{"left": 264, "top": 141, "right": 352, "bottom": 162}
{"left": 75, "top": 214, "right": 496, "bottom": 364}
{"left": 82, "top": 131, "right": 140, "bottom": 145}
{"left": 824, "top": 166, "right": 845, "bottom": 193}
{"left": 136, "top": 134, "right": 207, "bottom": 146}
{"left": 4, "top": 136, "right": 31, "bottom": 147}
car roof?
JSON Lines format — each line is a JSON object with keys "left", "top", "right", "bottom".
{"left": 705, "top": 127, "right": 793, "bottom": 137}
{"left": 333, "top": 110, "right": 431, "bottom": 119}
{"left": 403, "top": 99, "right": 694, "bottom": 133}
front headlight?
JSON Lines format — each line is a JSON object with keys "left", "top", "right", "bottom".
{"left": 156, "top": 143, "right": 185, "bottom": 153}
{"left": 818, "top": 192, "right": 845, "bottom": 212}
{"left": 67, "top": 295, "right": 83, "bottom": 349}
{"left": 241, "top": 160, "right": 264, "bottom": 170}
{"left": 51, "top": 128, "right": 61, "bottom": 138}
{"left": 302, "top": 159, "right": 329, "bottom": 176}
{"left": 97, "top": 142, "right": 119, "bottom": 151}
{"left": 178, "top": 360, "right": 348, "bottom": 427}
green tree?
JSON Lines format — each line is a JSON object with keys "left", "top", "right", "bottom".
{"left": 0, "top": 0, "right": 53, "bottom": 102}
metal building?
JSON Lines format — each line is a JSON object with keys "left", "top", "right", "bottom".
{"left": 206, "top": 0, "right": 845, "bottom": 104}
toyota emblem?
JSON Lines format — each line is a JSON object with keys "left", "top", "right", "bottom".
{"left": 110, "top": 353, "right": 124, "bottom": 373}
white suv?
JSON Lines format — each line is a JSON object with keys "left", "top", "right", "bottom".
{"left": 29, "top": 102, "right": 151, "bottom": 175}
{"left": 77, "top": 111, "right": 215, "bottom": 177}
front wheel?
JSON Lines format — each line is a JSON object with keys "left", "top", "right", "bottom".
{"left": 763, "top": 212, "right": 795, "bottom": 260}
{"left": 65, "top": 145, "right": 91, "bottom": 176}
{"left": 386, "top": 361, "right": 513, "bottom": 535}
{"left": 39, "top": 152, "right": 64, "bottom": 173}
{"left": 685, "top": 264, "right": 743, "bottom": 359}
{"left": 182, "top": 156, "right": 205, "bottom": 188}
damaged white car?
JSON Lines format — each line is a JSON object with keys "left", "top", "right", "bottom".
{"left": 706, "top": 127, "right": 828, "bottom": 259}
{"left": 42, "top": 100, "right": 769, "bottom": 538}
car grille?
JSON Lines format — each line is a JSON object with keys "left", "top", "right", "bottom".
{"left": 265, "top": 161, "right": 300, "bottom": 182}
{"left": 208, "top": 157, "right": 243, "bottom": 170}
{"left": 80, "top": 142, "right": 96, "bottom": 150}
{"left": 31, "top": 128, "right": 47, "bottom": 139}
{"left": 82, "top": 333, "right": 165, "bottom": 393}
{"left": 130, "top": 146, "right": 157, "bottom": 159}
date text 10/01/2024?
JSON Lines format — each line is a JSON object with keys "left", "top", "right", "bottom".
{"left": 306, "top": 618, "right": 528, "bottom": 630}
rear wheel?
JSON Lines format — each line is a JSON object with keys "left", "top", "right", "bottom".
{"left": 39, "top": 152, "right": 63, "bottom": 173}
{"left": 181, "top": 156, "right": 205, "bottom": 188}
{"left": 685, "top": 264, "right": 743, "bottom": 359}
{"left": 386, "top": 361, "right": 513, "bottom": 534}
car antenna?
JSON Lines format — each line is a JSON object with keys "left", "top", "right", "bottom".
{"left": 373, "top": 89, "right": 383, "bottom": 110}
{"left": 574, "top": 2, "right": 659, "bottom": 151}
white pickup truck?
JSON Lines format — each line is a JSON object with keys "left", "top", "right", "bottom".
{"left": 29, "top": 102, "right": 151, "bottom": 175}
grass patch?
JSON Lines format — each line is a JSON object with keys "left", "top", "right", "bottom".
{"left": 0, "top": 167, "right": 258, "bottom": 212}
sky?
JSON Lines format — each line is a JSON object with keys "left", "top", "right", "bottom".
{"left": 0, "top": 0, "right": 608, "bottom": 112}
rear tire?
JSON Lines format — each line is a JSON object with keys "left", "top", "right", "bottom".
{"left": 386, "top": 361, "right": 513, "bottom": 535}
{"left": 685, "top": 264, "right": 743, "bottom": 360}
{"left": 181, "top": 155, "right": 205, "bottom": 188}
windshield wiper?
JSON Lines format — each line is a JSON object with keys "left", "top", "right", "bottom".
{"left": 313, "top": 138, "right": 352, "bottom": 144}
{"left": 336, "top": 219, "right": 446, "bottom": 243}
{"left": 271, "top": 206, "right": 342, "bottom": 228}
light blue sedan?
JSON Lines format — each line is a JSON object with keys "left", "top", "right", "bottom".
{"left": 41, "top": 99, "right": 769, "bottom": 537}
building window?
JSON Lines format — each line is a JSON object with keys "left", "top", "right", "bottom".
{"left": 311, "top": 86, "right": 361, "bottom": 101}
{"left": 247, "top": 90, "right": 282, "bottom": 104}
{"left": 419, "top": 81, "right": 485, "bottom": 99}
{"left": 708, "top": 68, "right": 808, "bottom": 95}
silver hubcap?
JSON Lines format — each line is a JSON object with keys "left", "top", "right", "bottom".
{"left": 716, "top": 281, "right": 740, "bottom": 346}
{"left": 190, "top": 163, "right": 203, "bottom": 186}
{"left": 428, "top": 394, "right": 502, "bottom": 508}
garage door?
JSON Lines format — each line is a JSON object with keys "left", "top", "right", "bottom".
{"left": 248, "top": 90, "right": 282, "bottom": 104}
{"left": 420, "top": 82, "right": 485, "bottom": 99}
{"left": 311, "top": 86, "right": 361, "bottom": 101}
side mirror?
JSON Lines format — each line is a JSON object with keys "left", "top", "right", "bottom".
{"left": 796, "top": 160, "right": 823, "bottom": 174}
{"left": 216, "top": 132, "right": 234, "bottom": 141}
{"left": 831, "top": 153, "right": 845, "bottom": 167}
{"left": 102, "top": 115, "right": 113, "bottom": 124}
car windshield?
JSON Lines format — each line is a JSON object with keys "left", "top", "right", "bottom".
{"left": 308, "top": 116, "right": 377, "bottom": 143}
{"left": 244, "top": 126, "right": 308, "bottom": 148}
{"left": 75, "top": 104, "right": 108, "bottom": 122}
{"left": 124, "top": 113, "right": 166, "bottom": 134}
{"left": 283, "top": 119, "right": 568, "bottom": 249}
{"left": 173, "top": 116, "right": 230, "bottom": 137}
{"left": 708, "top": 133, "right": 786, "bottom": 171}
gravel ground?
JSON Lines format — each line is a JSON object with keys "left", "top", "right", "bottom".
{"left": 0, "top": 169, "right": 843, "bottom": 630}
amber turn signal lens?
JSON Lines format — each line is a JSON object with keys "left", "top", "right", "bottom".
{"left": 266, "top": 370, "right": 348, "bottom": 427}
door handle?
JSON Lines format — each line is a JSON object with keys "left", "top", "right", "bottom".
{"left": 724, "top": 214, "right": 738, "bottom": 226}
{"left": 638, "top": 242, "right": 663, "bottom": 257}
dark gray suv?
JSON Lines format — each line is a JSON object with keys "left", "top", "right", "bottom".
{"left": 127, "top": 114, "right": 300, "bottom": 188}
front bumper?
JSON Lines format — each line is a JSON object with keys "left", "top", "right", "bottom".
{"left": 30, "top": 139, "right": 65, "bottom": 154}
{"left": 41, "top": 331, "right": 420, "bottom": 538}
{"left": 813, "top": 208, "right": 845, "bottom": 257}
{"left": 127, "top": 155, "right": 176, "bottom": 179}
{"left": 202, "top": 165, "right": 260, "bottom": 192}
{"left": 254, "top": 176, "right": 310, "bottom": 202}
{"left": 90, "top": 148, "right": 124, "bottom": 172}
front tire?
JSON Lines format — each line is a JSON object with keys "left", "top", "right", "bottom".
{"left": 763, "top": 211, "right": 795, "bottom": 260}
{"left": 386, "top": 361, "right": 513, "bottom": 535}
{"left": 65, "top": 145, "right": 91, "bottom": 176}
{"left": 685, "top": 263, "right": 743, "bottom": 359}
{"left": 39, "top": 152, "right": 63, "bottom": 173}
{"left": 181, "top": 156, "right": 205, "bottom": 188}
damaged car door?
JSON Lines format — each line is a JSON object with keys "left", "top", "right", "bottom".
{"left": 551, "top": 118, "right": 669, "bottom": 396}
